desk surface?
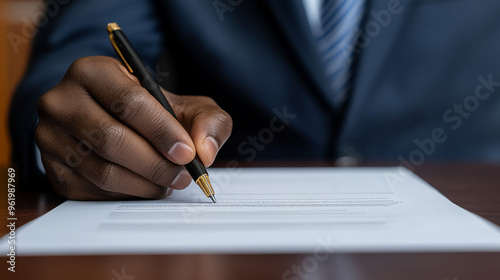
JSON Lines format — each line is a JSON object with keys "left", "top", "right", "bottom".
{"left": 1, "top": 163, "right": 499, "bottom": 280}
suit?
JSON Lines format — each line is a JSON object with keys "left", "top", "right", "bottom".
{"left": 9, "top": 0, "right": 500, "bottom": 186}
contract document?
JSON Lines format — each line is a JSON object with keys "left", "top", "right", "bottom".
{"left": 3, "top": 167, "right": 500, "bottom": 255}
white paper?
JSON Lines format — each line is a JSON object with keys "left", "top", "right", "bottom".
{"left": 2, "top": 167, "right": 500, "bottom": 255}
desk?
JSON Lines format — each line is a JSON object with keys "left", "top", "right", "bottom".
{"left": 1, "top": 164, "right": 500, "bottom": 280}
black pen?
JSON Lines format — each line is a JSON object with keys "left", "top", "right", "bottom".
{"left": 107, "top": 22, "right": 216, "bottom": 203}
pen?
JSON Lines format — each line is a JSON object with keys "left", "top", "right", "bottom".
{"left": 107, "top": 22, "right": 216, "bottom": 203}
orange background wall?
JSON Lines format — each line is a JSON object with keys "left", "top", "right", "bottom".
{"left": 1, "top": 0, "right": 41, "bottom": 166}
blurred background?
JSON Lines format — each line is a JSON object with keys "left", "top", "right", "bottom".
{"left": 1, "top": 0, "right": 42, "bottom": 166}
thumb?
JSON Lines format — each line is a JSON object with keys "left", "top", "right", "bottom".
{"left": 166, "top": 92, "right": 232, "bottom": 167}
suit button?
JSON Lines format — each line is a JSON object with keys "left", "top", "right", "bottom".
{"left": 336, "top": 156, "right": 358, "bottom": 166}
{"left": 336, "top": 143, "right": 362, "bottom": 166}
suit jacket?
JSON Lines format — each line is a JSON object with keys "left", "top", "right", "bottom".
{"left": 9, "top": 0, "right": 500, "bottom": 186}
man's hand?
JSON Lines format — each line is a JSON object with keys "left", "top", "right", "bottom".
{"left": 35, "top": 56, "right": 232, "bottom": 200}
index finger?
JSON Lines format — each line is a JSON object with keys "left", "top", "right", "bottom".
{"left": 67, "top": 56, "right": 196, "bottom": 165}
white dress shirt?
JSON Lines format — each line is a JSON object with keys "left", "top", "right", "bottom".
{"left": 302, "top": 0, "right": 322, "bottom": 36}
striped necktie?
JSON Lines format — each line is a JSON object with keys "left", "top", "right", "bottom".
{"left": 316, "top": 0, "right": 365, "bottom": 107}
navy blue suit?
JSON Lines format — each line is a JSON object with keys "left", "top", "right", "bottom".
{"left": 9, "top": 0, "right": 500, "bottom": 186}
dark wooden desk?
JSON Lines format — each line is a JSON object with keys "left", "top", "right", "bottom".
{"left": 1, "top": 164, "right": 499, "bottom": 280}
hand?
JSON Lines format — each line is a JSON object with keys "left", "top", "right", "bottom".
{"left": 35, "top": 56, "right": 232, "bottom": 200}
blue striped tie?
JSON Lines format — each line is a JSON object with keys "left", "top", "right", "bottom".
{"left": 317, "top": 0, "right": 365, "bottom": 107}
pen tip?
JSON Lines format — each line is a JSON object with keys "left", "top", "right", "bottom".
{"left": 196, "top": 174, "right": 216, "bottom": 203}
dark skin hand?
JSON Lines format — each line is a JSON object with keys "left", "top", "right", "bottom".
{"left": 35, "top": 56, "right": 232, "bottom": 200}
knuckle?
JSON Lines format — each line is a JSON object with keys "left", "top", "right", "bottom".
{"left": 147, "top": 115, "right": 171, "bottom": 145}
{"left": 149, "top": 159, "right": 177, "bottom": 185}
{"left": 36, "top": 90, "right": 58, "bottom": 117}
{"left": 148, "top": 158, "right": 169, "bottom": 184}
{"left": 34, "top": 122, "right": 47, "bottom": 148}
{"left": 34, "top": 122, "right": 58, "bottom": 154}
{"left": 116, "top": 87, "right": 149, "bottom": 121}
{"left": 47, "top": 160, "right": 72, "bottom": 198}
{"left": 94, "top": 163, "right": 120, "bottom": 192}
{"left": 46, "top": 158, "right": 99, "bottom": 200}
{"left": 213, "top": 109, "right": 232, "bottom": 125}
{"left": 66, "top": 57, "right": 102, "bottom": 81}
{"left": 66, "top": 57, "right": 90, "bottom": 80}
{"left": 212, "top": 109, "right": 233, "bottom": 134}
{"left": 93, "top": 122, "right": 126, "bottom": 159}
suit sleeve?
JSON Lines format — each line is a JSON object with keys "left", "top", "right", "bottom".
{"left": 8, "top": 0, "right": 164, "bottom": 188}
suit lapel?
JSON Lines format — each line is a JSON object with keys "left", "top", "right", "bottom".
{"left": 262, "top": 0, "right": 335, "bottom": 111}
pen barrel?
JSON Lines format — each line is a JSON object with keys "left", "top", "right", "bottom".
{"left": 185, "top": 158, "right": 208, "bottom": 179}
{"left": 111, "top": 29, "right": 178, "bottom": 118}
{"left": 142, "top": 79, "right": 177, "bottom": 118}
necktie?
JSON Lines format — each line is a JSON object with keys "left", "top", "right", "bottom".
{"left": 317, "top": 0, "right": 365, "bottom": 107}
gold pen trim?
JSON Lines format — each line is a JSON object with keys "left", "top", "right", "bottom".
{"left": 107, "top": 22, "right": 121, "bottom": 32}
{"left": 107, "top": 22, "right": 133, "bottom": 74}
{"left": 195, "top": 174, "right": 215, "bottom": 197}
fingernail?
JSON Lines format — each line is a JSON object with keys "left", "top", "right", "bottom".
{"left": 202, "top": 137, "right": 219, "bottom": 166}
{"left": 167, "top": 142, "right": 194, "bottom": 164}
{"left": 171, "top": 170, "right": 191, "bottom": 189}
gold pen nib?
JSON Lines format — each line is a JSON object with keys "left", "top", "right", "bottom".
{"left": 196, "top": 174, "right": 216, "bottom": 203}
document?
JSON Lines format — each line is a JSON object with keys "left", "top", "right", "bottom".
{"left": 2, "top": 167, "right": 500, "bottom": 255}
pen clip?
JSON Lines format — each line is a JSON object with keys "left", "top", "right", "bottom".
{"left": 107, "top": 23, "right": 134, "bottom": 74}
